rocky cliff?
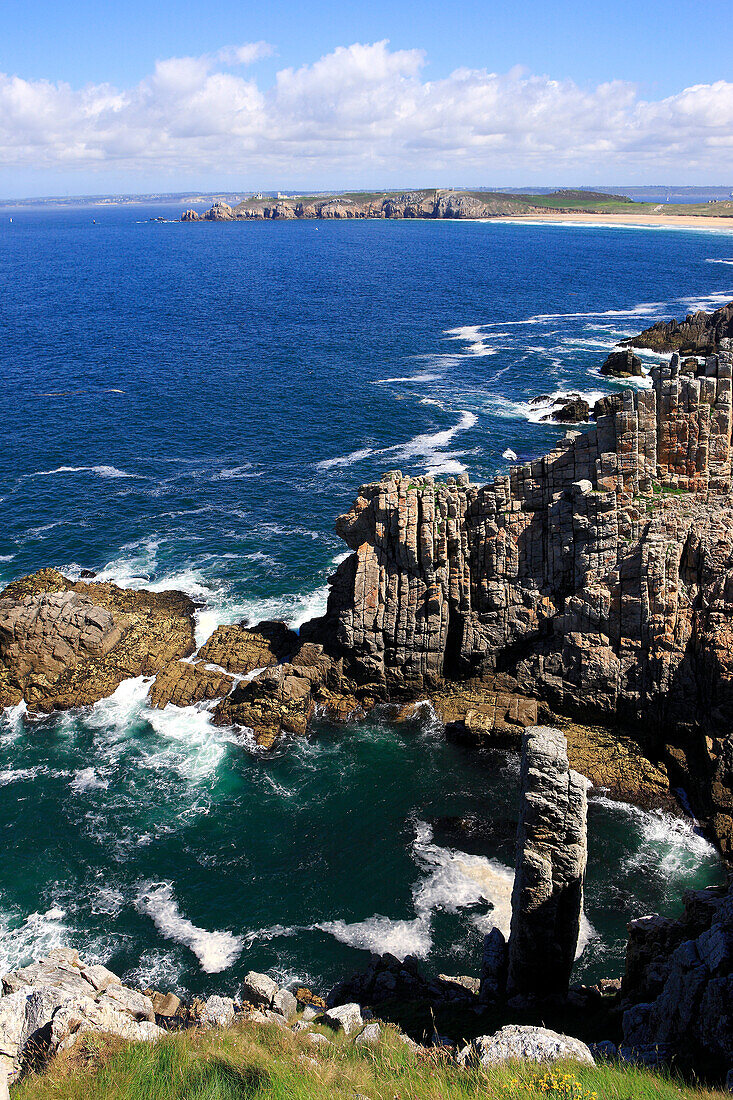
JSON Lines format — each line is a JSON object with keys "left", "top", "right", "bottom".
{"left": 181, "top": 190, "right": 543, "bottom": 222}
{"left": 304, "top": 340, "right": 733, "bottom": 849}
{"left": 623, "top": 300, "right": 733, "bottom": 355}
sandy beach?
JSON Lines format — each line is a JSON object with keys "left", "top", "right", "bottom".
{"left": 499, "top": 212, "right": 733, "bottom": 230}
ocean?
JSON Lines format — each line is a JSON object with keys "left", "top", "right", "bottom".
{"left": 0, "top": 204, "right": 730, "bottom": 997}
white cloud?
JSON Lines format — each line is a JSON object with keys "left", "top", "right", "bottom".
{"left": 1, "top": 40, "right": 732, "bottom": 185}
{"left": 216, "top": 42, "right": 275, "bottom": 67}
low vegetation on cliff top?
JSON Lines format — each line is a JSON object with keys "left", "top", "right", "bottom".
{"left": 14, "top": 1020, "right": 728, "bottom": 1100}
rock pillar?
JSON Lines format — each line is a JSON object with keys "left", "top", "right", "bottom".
{"left": 507, "top": 726, "right": 588, "bottom": 1001}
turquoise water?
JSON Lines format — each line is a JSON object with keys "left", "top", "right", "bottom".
{"left": 0, "top": 207, "right": 730, "bottom": 996}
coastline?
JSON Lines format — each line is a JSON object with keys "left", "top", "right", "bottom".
{"left": 494, "top": 212, "right": 733, "bottom": 230}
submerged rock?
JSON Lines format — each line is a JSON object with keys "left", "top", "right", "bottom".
{"left": 507, "top": 727, "right": 588, "bottom": 1002}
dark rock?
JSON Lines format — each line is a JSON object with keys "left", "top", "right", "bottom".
{"left": 600, "top": 349, "right": 645, "bottom": 378}
{"left": 624, "top": 301, "right": 733, "bottom": 355}
{"left": 542, "top": 395, "right": 591, "bottom": 423}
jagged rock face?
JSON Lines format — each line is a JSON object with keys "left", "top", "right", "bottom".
{"left": 506, "top": 727, "right": 587, "bottom": 1001}
{"left": 600, "top": 349, "right": 644, "bottom": 378}
{"left": 189, "top": 190, "right": 542, "bottom": 222}
{"left": 202, "top": 201, "right": 234, "bottom": 221}
{"left": 0, "top": 570, "right": 195, "bottom": 712}
{"left": 624, "top": 301, "right": 733, "bottom": 355}
{"left": 619, "top": 884, "right": 733, "bottom": 1075}
{"left": 0, "top": 948, "right": 162, "bottom": 1087}
{"left": 318, "top": 348, "right": 733, "bottom": 847}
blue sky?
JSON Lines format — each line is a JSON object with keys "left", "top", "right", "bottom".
{"left": 1, "top": 0, "right": 732, "bottom": 197}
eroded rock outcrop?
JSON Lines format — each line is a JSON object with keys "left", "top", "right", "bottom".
{"left": 506, "top": 727, "right": 587, "bottom": 1002}
{"left": 0, "top": 948, "right": 162, "bottom": 1091}
{"left": 308, "top": 342, "right": 733, "bottom": 848}
{"left": 619, "top": 883, "right": 733, "bottom": 1075}
{"left": 0, "top": 570, "right": 195, "bottom": 712}
{"left": 624, "top": 300, "right": 733, "bottom": 355}
{"left": 600, "top": 349, "right": 644, "bottom": 378}
{"left": 187, "top": 190, "right": 543, "bottom": 223}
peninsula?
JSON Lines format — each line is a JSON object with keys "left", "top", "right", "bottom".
{"left": 181, "top": 188, "right": 733, "bottom": 225}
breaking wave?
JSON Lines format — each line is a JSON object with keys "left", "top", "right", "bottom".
{"left": 135, "top": 882, "right": 243, "bottom": 974}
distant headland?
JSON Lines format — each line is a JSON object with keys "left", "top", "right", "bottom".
{"left": 181, "top": 187, "right": 733, "bottom": 225}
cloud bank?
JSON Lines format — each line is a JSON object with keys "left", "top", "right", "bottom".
{"left": 1, "top": 40, "right": 732, "bottom": 185}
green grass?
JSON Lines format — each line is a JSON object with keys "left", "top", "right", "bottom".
{"left": 13, "top": 1018, "right": 729, "bottom": 1100}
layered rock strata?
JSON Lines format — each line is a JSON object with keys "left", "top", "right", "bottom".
{"left": 623, "top": 300, "right": 733, "bottom": 355}
{"left": 506, "top": 727, "right": 588, "bottom": 1002}
{"left": 308, "top": 342, "right": 733, "bottom": 848}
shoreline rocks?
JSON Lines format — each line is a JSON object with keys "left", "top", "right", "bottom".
{"left": 600, "top": 349, "right": 644, "bottom": 378}
{"left": 623, "top": 300, "right": 733, "bottom": 356}
{"left": 0, "top": 570, "right": 195, "bottom": 713}
{"left": 182, "top": 190, "right": 544, "bottom": 223}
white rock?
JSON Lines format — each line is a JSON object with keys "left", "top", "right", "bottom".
{"left": 0, "top": 992, "right": 29, "bottom": 1064}
{"left": 241, "top": 972, "right": 279, "bottom": 1006}
{"left": 80, "top": 964, "right": 121, "bottom": 992}
{"left": 354, "top": 1021, "right": 381, "bottom": 1046}
{"left": 0, "top": 1056, "right": 11, "bottom": 1100}
{"left": 198, "top": 996, "right": 236, "bottom": 1029}
{"left": 271, "top": 989, "right": 297, "bottom": 1019}
{"left": 101, "top": 984, "right": 155, "bottom": 1021}
{"left": 469, "top": 1025, "right": 595, "bottom": 1066}
{"left": 291, "top": 1020, "right": 312, "bottom": 1033}
{"left": 307, "top": 1032, "right": 330, "bottom": 1047}
{"left": 301, "top": 1005, "right": 319, "bottom": 1022}
{"left": 321, "top": 1003, "right": 363, "bottom": 1036}
{"left": 51, "top": 998, "right": 164, "bottom": 1050}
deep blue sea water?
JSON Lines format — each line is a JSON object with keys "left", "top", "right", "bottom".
{"left": 1, "top": 204, "right": 731, "bottom": 997}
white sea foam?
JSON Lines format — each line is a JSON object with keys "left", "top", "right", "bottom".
{"left": 316, "top": 821, "right": 518, "bottom": 960}
{"left": 0, "top": 554, "right": 15, "bottom": 562}
{"left": 28, "top": 465, "right": 138, "bottom": 479}
{"left": 0, "top": 906, "right": 69, "bottom": 973}
{"left": 70, "top": 767, "right": 109, "bottom": 792}
{"left": 317, "top": 447, "right": 374, "bottom": 470}
{"left": 490, "top": 390, "right": 605, "bottom": 425}
{"left": 443, "top": 325, "right": 497, "bottom": 357}
{"left": 316, "top": 409, "right": 477, "bottom": 475}
{"left": 677, "top": 291, "right": 733, "bottom": 312}
{"left": 144, "top": 703, "right": 236, "bottom": 782}
{"left": 135, "top": 882, "right": 243, "bottom": 973}
{"left": 591, "top": 796, "right": 717, "bottom": 880}
{"left": 317, "top": 915, "right": 433, "bottom": 958}
{"left": 0, "top": 700, "right": 28, "bottom": 744}
{"left": 0, "top": 765, "right": 43, "bottom": 786}
{"left": 373, "top": 373, "right": 444, "bottom": 383}
{"left": 215, "top": 464, "right": 257, "bottom": 480}
{"left": 124, "top": 949, "right": 186, "bottom": 994}
{"left": 706, "top": 259, "right": 733, "bottom": 266}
